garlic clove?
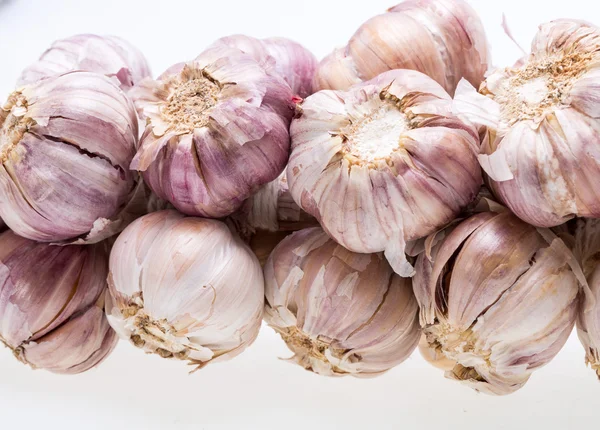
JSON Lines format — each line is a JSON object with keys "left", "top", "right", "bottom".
{"left": 106, "top": 210, "right": 264, "bottom": 369}
{"left": 288, "top": 69, "right": 481, "bottom": 276}
{"left": 312, "top": 48, "right": 363, "bottom": 96}
{"left": 264, "top": 227, "right": 421, "bottom": 377}
{"left": 18, "top": 34, "right": 151, "bottom": 91}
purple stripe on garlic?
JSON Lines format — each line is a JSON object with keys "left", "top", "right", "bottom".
{"left": 264, "top": 227, "right": 421, "bottom": 377}
{"left": 0, "top": 231, "right": 117, "bottom": 374}
{"left": 313, "top": 0, "right": 489, "bottom": 96}
{"left": 130, "top": 46, "right": 295, "bottom": 219}
{"left": 414, "top": 211, "right": 580, "bottom": 395}
{"left": 105, "top": 210, "right": 264, "bottom": 369}
{"left": 287, "top": 69, "right": 482, "bottom": 276}
{"left": 454, "top": 19, "right": 600, "bottom": 227}
{"left": 0, "top": 71, "right": 139, "bottom": 242}
{"left": 18, "top": 34, "right": 151, "bottom": 92}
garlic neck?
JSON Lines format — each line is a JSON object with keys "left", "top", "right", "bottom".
{"left": 0, "top": 92, "right": 32, "bottom": 162}
{"left": 341, "top": 96, "right": 414, "bottom": 166}
{"left": 161, "top": 66, "right": 221, "bottom": 133}
{"left": 490, "top": 51, "right": 592, "bottom": 125}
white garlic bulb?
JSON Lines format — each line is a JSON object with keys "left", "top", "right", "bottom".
{"left": 574, "top": 219, "right": 600, "bottom": 378}
{"left": 105, "top": 210, "right": 264, "bottom": 369}
{"left": 288, "top": 69, "right": 482, "bottom": 276}
{"left": 18, "top": 34, "right": 151, "bottom": 91}
{"left": 264, "top": 227, "right": 421, "bottom": 377}
{"left": 414, "top": 211, "right": 580, "bottom": 395}
{"left": 313, "top": 0, "right": 489, "bottom": 95}
{"left": 454, "top": 19, "right": 600, "bottom": 227}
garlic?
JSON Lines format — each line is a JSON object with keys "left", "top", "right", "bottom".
{"left": 105, "top": 210, "right": 264, "bottom": 369}
{"left": 131, "top": 46, "right": 294, "bottom": 218}
{"left": 207, "top": 35, "right": 317, "bottom": 98}
{"left": 0, "top": 71, "right": 139, "bottom": 242}
{"left": 574, "top": 219, "right": 600, "bottom": 378}
{"left": 287, "top": 69, "right": 482, "bottom": 276}
{"left": 454, "top": 19, "right": 600, "bottom": 227}
{"left": 0, "top": 231, "right": 117, "bottom": 374}
{"left": 18, "top": 34, "right": 151, "bottom": 91}
{"left": 414, "top": 211, "right": 580, "bottom": 395}
{"left": 264, "top": 227, "right": 421, "bottom": 377}
{"left": 313, "top": 0, "right": 489, "bottom": 95}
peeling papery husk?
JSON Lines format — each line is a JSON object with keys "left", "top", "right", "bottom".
{"left": 18, "top": 34, "right": 151, "bottom": 91}
{"left": 453, "top": 20, "right": 600, "bottom": 227}
{"left": 574, "top": 219, "right": 600, "bottom": 377}
{"left": 207, "top": 35, "right": 318, "bottom": 98}
{"left": 313, "top": 0, "right": 489, "bottom": 95}
{"left": 0, "top": 71, "right": 139, "bottom": 242}
{"left": 288, "top": 69, "right": 482, "bottom": 276}
{"left": 130, "top": 47, "right": 295, "bottom": 218}
{"left": 264, "top": 227, "right": 421, "bottom": 377}
{"left": 414, "top": 211, "right": 580, "bottom": 395}
{"left": 105, "top": 210, "right": 264, "bottom": 370}
{"left": 0, "top": 231, "right": 117, "bottom": 374}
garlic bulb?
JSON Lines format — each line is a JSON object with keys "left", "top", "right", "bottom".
{"left": 0, "top": 71, "right": 139, "bottom": 242}
{"left": 414, "top": 211, "right": 580, "bottom": 395}
{"left": 288, "top": 69, "right": 482, "bottom": 276}
{"left": 207, "top": 35, "right": 317, "bottom": 98}
{"left": 264, "top": 227, "right": 421, "bottom": 377}
{"left": 18, "top": 34, "right": 151, "bottom": 91}
{"left": 454, "top": 20, "right": 600, "bottom": 227}
{"left": 105, "top": 210, "right": 264, "bottom": 369}
{"left": 574, "top": 219, "right": 600, "bottom": 378}
{"left": 313, "top": 0, "right": 489, "bottom": 95}
{"left": 0, "top": 231, "right": 117, "bottom": 374}
{"left": 131, "top": 47, "right": 294, "bottom": 218}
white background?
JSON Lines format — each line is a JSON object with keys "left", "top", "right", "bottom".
{"left": 0, "top": 0, "right": 599, "bottom": 429}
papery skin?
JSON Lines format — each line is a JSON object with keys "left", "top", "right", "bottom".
{"left": 264, "top": 227, "right": 421, "bottom": 377}
{"left": 313, "top": 0, "right": 489, "bottom": 95}
{"left": 208, "top": 35, "right": 318, "bottom": 98}
{"left": 414, "top": 211, "right": 580, "bottom": 395}
{"left": 18, "top": 34, "right": 151, "bottom": 91}
{"left": 0, "top": 231, "right": 117, "bottom": 374}
{"left": 105, "top": 210, "right": 264, "bottom": 369}
{"left": 574, "top": 219, "right": 600, "bottom": 377}
{"left": 0, "top": 71, "right": 139, "bottom": 242}
{"left": 288, "top": 69, "right": 482, "bottom": 276}
{"left": 454, "top": 20, "right": 600, "bottom": 227}
{"left": 131, "top": 47, "right": 295, "bottom": 218}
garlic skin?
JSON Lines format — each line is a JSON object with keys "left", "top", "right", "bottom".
{"left": 454, "top": 20, "right": 600, "bottom": 227}
{"left": 288, "top": 69, "right": 482, "bottom": 276}
{"left": 131, "top": 47, "right": 294, "bottom": 218}
{"left": 18, "top": 34, "right": 151, "bottom": 91}
{"left": 264, "top": 227, "right": 421, "bottom": 377}
{"left": 207, "top": 35, "right": 317, "bottom": 98}
{"left": 414, "top": 211, "right": 580, "bottom": 395}
{"left": 313, "top": 0, "right": 489, "bottom": 95}
{"left": 574, "top": 219, "right": 600, "bottom": 378}
{"left": 0, "top": 71, "right": 139, "bottom": 242}
{"left": 105, "top": 210, "right": 264, "bottom": 369}
{"left": 0, "top": 231, "right": 117, "bottom": 374}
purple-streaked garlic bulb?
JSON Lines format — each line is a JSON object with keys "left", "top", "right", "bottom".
{"left": 0, "top": 231, "right": 116, "bottom": 374}
{"left": 288, "top": 69, "right": 482, "bottom": 276}
{"left": 414, "top": 211, "right": 580, "bottom": 395}
{"left": 207, "top": 35, "right": 317, "bottom": 98}
{"left": 131, "top": 46, "right": 295, "bottom": 218}
{"left": 313, "top": 0, "right": 489, "bottom": 95}
{"left": 264, "top": 227, "right": 421, "bottom": 377}
{"left": 105, "top": 210, "right": 264, "bottom": 369}
{"left": 0, "top": 71, "right": 139, "bottom": 242}
{"left": 18, "top": 34, "right": 151, "bottom": 91}
{"left": 454, "top": 20, "right": 600, "bottom": 227}
{"left": 574, "top": 219, "right": 600, "bottom": 378}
